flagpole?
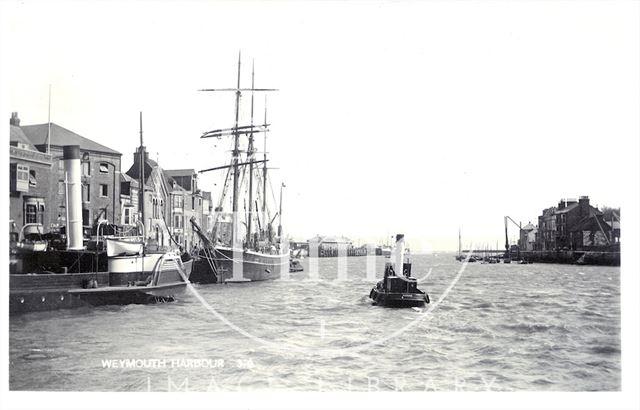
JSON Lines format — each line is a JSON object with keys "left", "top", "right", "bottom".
{"left": 47, "top": 84, "right": 52, "bottom": 154}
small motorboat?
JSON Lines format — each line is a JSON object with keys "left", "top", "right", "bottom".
{"left": 289, "top": 258, "right": 304, "bottom": 273}
{"left": 369, "top": 234, "right": 430, "bottom": 308}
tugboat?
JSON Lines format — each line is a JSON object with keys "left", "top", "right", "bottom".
{"left": 369, "top": 234, "right": 430, "bottom": 308}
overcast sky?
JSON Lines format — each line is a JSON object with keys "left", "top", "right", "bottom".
{"left": 1, "top": 0, "right": 638, "bottom": 251}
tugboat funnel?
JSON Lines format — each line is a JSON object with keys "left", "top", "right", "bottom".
{"left": 63, "top": 145, "right": 83, "bottom": 250}
{"left": 394, "top": 233, "right": 405, "bottom": 275}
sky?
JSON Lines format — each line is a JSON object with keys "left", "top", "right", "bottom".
{"left": 1, "top": 0, "right": 638, "bottom": 251}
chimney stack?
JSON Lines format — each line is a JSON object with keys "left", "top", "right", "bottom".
{"left": 10, "top": 112, "right": 20, "bottom": 126}
{"left": 579, "top": 196, "right": 590, "bottom": 217}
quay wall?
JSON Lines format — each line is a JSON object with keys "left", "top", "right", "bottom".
{"left": 520, "top": 250, "right": 620, "bottom": 266}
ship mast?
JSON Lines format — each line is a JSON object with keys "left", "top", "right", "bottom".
{"left": 198, "top": 52, "right": 277, "bottom": 247}
{"left": 246, "top": 61, "right": 256, "bottom": 246}
{"left": 139, "top": 111, "right": 145, "bottom": 232}
{"left": 262, "top": 96, "right": 268, "bottom": 238}
{"left": 232, "top": 52, "right": 242, "bottom": 216}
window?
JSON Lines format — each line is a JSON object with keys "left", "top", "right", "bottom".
{"left": 25, "top": 204, "right": 37, "bottom": 224}
{"left": 100, "top": 184, "right": 108, "bottom": 197}
{"left": 15, "top": 164, "right": 29, "bottom": 192}
{"left": 58, "top": 181, "right": 65, "bottom": 195}
{"left": 199, "top": 198, "right": 202, "bottom": 206}
{"left": 99, "top": 163, "right": 109, "bottom": 173}
{"left": 58, "top": 160, "right": 64, "bottom": 170}
{"left": 124, "top": 207, "right": 131, "bottom": 225}
{"left": 24, "top": 198, "right": 45, "bottom": 225}
{"left": 83, "top": 184, "right": 90, "bottom": 202}
{"left": 82, "top": 153, "right": 91, "bottom": 176}
{"left": 192, "top": 196, "right": 195, "bottom": 210}
{"left": 82, "top": 208, "right": 90, "bottom": 226}
{"left": 29, "top": 170, "right": 37, "bottom": 187}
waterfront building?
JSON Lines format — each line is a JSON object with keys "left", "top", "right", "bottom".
{"left": 570, "top": 214, "right": 615, "bottom": 251}
{"left": 119, "top": 173, "right": 139, "bottom": 228}
{"left": 125, "top": 150, "right": 211, "bottom": 252}
{"left": 202, "top": 191, "right": 213, "bottom": 233}
{"left": 10, "top": 113, "right": 122, "bottom": 236}
{"left": 518, "top": 222, "right": 538, "bottom": 251}
{"left": 554, "top": 197, "right": 601, "bottom": 250}
{"left": 125, "top": 146, "right": 172, "bottom": 249}
{"left": 9, "top": 114, "right": 53, "bottom": 234}
{"left": 537, "top": 206, "right": 557, "bottom": 251}
{"left": 164, "top": 169, "right": 203, "bottom": 252}
{"left": 308, "top": 235, "right": 353, "bottom": 252}
{"left": 534, "top": 196, "right": 618, "bottom": 251}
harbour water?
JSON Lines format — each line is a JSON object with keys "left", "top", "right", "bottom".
{"left": 9, "top": 253, "right": 620, "bottom": 391}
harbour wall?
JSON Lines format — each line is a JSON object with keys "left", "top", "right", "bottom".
{"left": 520, "top": 250, "right": 620, "bottom": 266}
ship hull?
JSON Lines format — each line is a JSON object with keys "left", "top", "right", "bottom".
{"left": 190, "top": 247, "right": 287, "bottom": 284}
{"left": 9, "top": 258, "right": 192, "bottom": 315}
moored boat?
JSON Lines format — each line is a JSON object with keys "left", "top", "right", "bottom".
{"left": 10, "top": 142, "right": 192, "bottom": 315}
{"left": 189, "top": 54, "right": 288, "bottom": 284}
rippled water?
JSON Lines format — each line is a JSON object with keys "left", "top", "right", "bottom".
{"left": 9, "top": 254, "right": 620, "bottom": 391}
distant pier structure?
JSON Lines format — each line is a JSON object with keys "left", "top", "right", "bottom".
{"left": 301, "top": 235, "right": 368, "bottom": 257}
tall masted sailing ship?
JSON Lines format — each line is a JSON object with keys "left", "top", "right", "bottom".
{"left": 190, "top": 54, "right": 288, "bottom": 283}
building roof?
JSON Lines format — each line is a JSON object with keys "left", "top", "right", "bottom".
{"left": 120, "top": 173, "right": 139, "bottom": 187}
{"left": 555, "top": 203, "right": 579, "bottom": 214}
{"left": 307, "top": 235, "right": 352, "bottom": 244}
{"left": 606, "top": 220, "right": 621, "bottom": 230}
{"left": 572, "top": 215, "right": 612, "bottom": 233}
{"left": 164, "top": 169, "right": 196, "bottom": 178}
{"left": 20, "top": 123, "right": 120, "bottom": 155}
{"left": 171, "top": 181, "right": 188, "bottom": 193}
{"left": 10, "top": 125, "right": 38, "bottom": 150}
{"left": 521, "top": 222, "right": 536, "bottom": 231}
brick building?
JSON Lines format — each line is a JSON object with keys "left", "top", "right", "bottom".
{"left": 570, "top": 214, "right": 614, "bottom": 251}
{"left": 537, "top": 206, "right": 557, "bottom": 251}
{"left": 535, "top": 196, "right": 616, "bottom": 251}
{"left": 554, "top": 197, "right": 601, "bottom": 250}
{"left": 17, "top": 116, "right": 122, "bottom": 234}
